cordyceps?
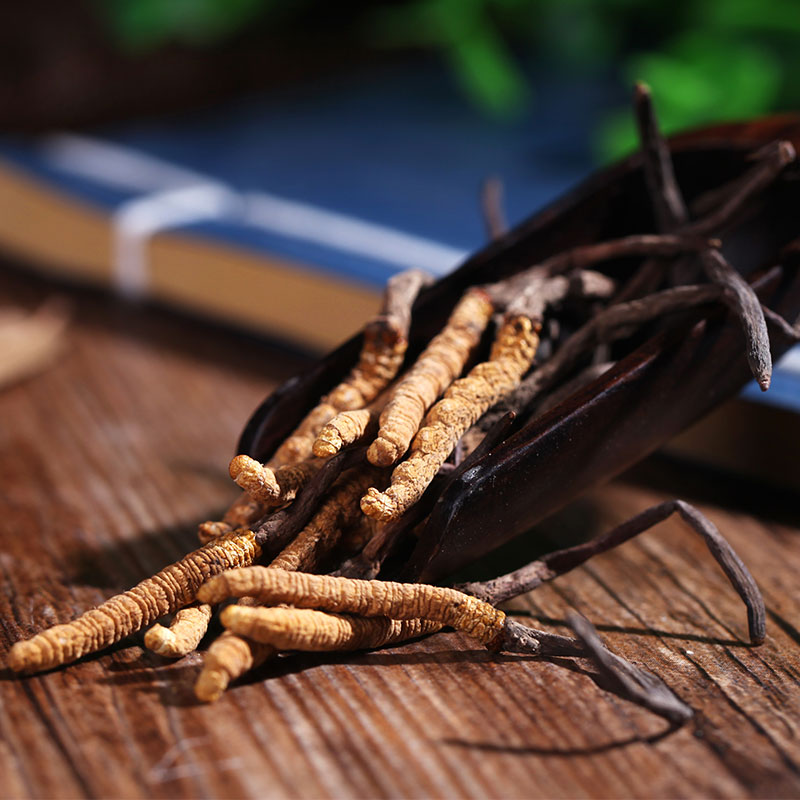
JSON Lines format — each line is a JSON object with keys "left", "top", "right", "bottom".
{"left": 7, "top": 531, "right": 260, "bottom": 673}
{"left": 7, "top": 86, "right": 800, "bottom": 729}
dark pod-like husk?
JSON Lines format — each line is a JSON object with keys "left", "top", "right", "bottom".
{"left": 239, "top": 116, "right": 800, "bottom": 583}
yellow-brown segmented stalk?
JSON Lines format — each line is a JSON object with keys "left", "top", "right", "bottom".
{"left": 325, "top": 269, "right": 432, "bottom": 411}
{"left": 144, "top": 603, "right": 213, "bottom": 658}
{"left": 269, "top": 467, "right": 382, "bottom": 573}
{"left": 199, "top": 567, "right": 507, "bottom": 645}
{"left": 313, "top": 409, "right": 372, "bottom": 457}
{"left": 368, "top": 288, "right": 494, "bottom": 467}
{"left": 221, "top": 606, "right": 442, "bottom": 651}
{"left": 362, "top": 314, "right": 539, "bottom": 521}
{"left": 271, "top": 270, "right": 431, "bottom": 467}
{"left": 194, "top": 596, "right": 275, "bottom": 703}
{"left": 8, "top": 531, "right": 261, "bottom": 673}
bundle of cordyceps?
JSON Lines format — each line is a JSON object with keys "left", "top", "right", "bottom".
{"left": 8, "top": 86, "right": 800, "bottom": 725}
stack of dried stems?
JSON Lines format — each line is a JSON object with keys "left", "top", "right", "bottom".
{"left": 7, "top": 86, "right": 800, "bottom": 726}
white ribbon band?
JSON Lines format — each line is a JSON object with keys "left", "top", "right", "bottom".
{"left": 41, "top": 133, "right": 468, "bottom": 298}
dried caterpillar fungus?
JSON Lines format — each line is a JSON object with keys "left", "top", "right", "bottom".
{"left": 194, "top": 596, "right": 275, "bottom": 703}
{"left": 144, "top": 603, "right": 213, "bottom": 658}
{"left": 193, "top": 469, "right": 378, "bottom": 704}
{"left": 269, "top": 467, "right": 382, "bottom": 573}
{"left": 362, "top": 314, "right": 539, "bottom": 521}
{"left": 197, "top": 492, "right": 264, "bottom": 544}
{"left": 272, "top": 269, "right": 430, "bottom": 466}
{"left": 313, "top": 409, "right": 373, "bottom": 458}
{"left": 228, "top": 456, "right": 320, "bottom": 506}
{"left": 7, "top": 531, "right": 261, "bottom": 673}
{"left": 221, "top": 605, "right": 442, "bottom": 651}
{"left": 326, "top": 269, "right": 432, "bottom": 410}
{"left": 368, "top": 289, "right": 494, "bottom": 467}
{"left": 198, "top": 567, "right": 507, "bottom": 645}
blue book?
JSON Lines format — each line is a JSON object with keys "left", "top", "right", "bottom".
{"left": 0, "top": 61, "right": 796, "bottom": 411}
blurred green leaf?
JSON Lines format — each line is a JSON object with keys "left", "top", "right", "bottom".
{"left": 596, "top": 33, "right": 780, "bottom": 162}
{"left": 101, "top": 0, "right": 267, "bottom": 50}
{"left": 445, "top": 27, "right": 531, "bottom": 115}
{"left": 695, "top": 0, "right": 800, "bottom": 35}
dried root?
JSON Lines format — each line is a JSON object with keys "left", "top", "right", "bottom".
{"left": 368, "top": 288, "right": 494, "bottom": 467}
{"left": 362, "top": 314, "right": 539, "bottom": 521}
{"left": 7, "top": 531, "right": 261, "bottom": 673}
{"left": 144, "top": 603, "right": 213, "bottom": 658}
{"left": 221, "top": 606, "right": 442, "bottom": 652}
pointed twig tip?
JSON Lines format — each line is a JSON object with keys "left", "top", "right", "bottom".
{"left": 779, "top": 141, "right": 796, "bottom": 164}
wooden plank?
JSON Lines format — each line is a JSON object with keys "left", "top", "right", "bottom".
{"left": 1, "top": 267, "right": 799, "bottom": 799}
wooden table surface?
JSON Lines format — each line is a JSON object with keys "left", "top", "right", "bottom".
{"left": 1, "top": 266, "right": 799, "bottom": 800}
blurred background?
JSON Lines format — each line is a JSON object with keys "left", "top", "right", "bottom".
{"left": 0, "top": 0, "right": 798, "bottom": 487}
{"left": 5, "top": 0, "right": 800, "bottom": 151}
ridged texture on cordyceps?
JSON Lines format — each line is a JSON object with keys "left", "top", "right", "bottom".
{"left": 368, "top": 289, "right": 494, "bottom": 467}
{"left": 269, "top": 467, "right": 381, "bottom": 573}
{"left": 221, "top": 606, "right": 442, "bottom": 651}
{"left": 8, "top": 531, "right": 261, "bottom": 673}
{"left": 199, "top": 568, "right": 507, "bottom": 645}
{"left": 144, "top": 603, "right": 213, "bottom": 658}
{"left": 362, "top": 315, "right": 539, "bottom": 521}
{"left": 194, "top": 624, "right": 275, "bottom": 703}
{"left": 313, "top": 409, "right": 373, "bottom": 457}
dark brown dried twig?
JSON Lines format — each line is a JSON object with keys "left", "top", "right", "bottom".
{"left": 254, "top": 445, "right": 366, "bottom": 554}
{"left": 480, "top": 283, "right": 722, "bottom": 431}
{"left": 481, "top": 176, "right": 508, "bottom": 240}
{"left": 763, "top": 305, "right": 800, "bottom": 340}
{"left": 686, "top": 141, "right": 795, "bottom": 237}
{"left": 634, "top": 82, "right": 688, "bottom": 232}
{"left": 567, "top": 613, "right": 694, "bottom": 725}
{"left": 529, "top": 234, "right": 713, "bottom": 282}
{"left": 492, "top": 615, "right": 694, "bottom": 725}
{"left": 701, "top": 249, "right": 772, "bottom": 389}
{"left": 458, "top": 499, "right": 765, "bottom": 645}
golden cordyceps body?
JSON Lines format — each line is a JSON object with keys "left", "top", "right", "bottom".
{"left": 229, "top": 454, "right": 280, "bottom": 500}
{"left": 368, "top": 289, "right": 494, "bottom": 467}
{"left": 221, "top": 605, "right": 442, "bottom": 651}
{"left": 269, "top": 467, "right": 382, "bottom": 572}
{"left": 198, "top": 567, "right": 507, "bottom": 645}
{"left": 272, "top": 403, "right": 340, "bottom": 466}
{"left": 362, "top": 314, "right": 539, "bottom": 521}
{"left": 270, "top": 269, "right": 431, "bottom": 467}
{"left": 326, "top": 269, "right": 431, "bottom": 411}
{"left": 144, "top": 603, "right": 213, "bottom": 658}
{"left": 8, "top": 531, "right": 261, "bottom": 673}
{"left": 313, "top": 409, "right": 372, "bottom": 457}
{"left": 194, "top": 600, "right": 276, "bottom": 703}
{"left": 197, "top": 492, "right": 264, "bottom": 543}
{"left": 228, "top": 456, "right": 321, "bottom": 506}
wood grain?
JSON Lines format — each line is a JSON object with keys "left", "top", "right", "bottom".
{"left": 1, "top": 265, "right": 799, "bottom": 799}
